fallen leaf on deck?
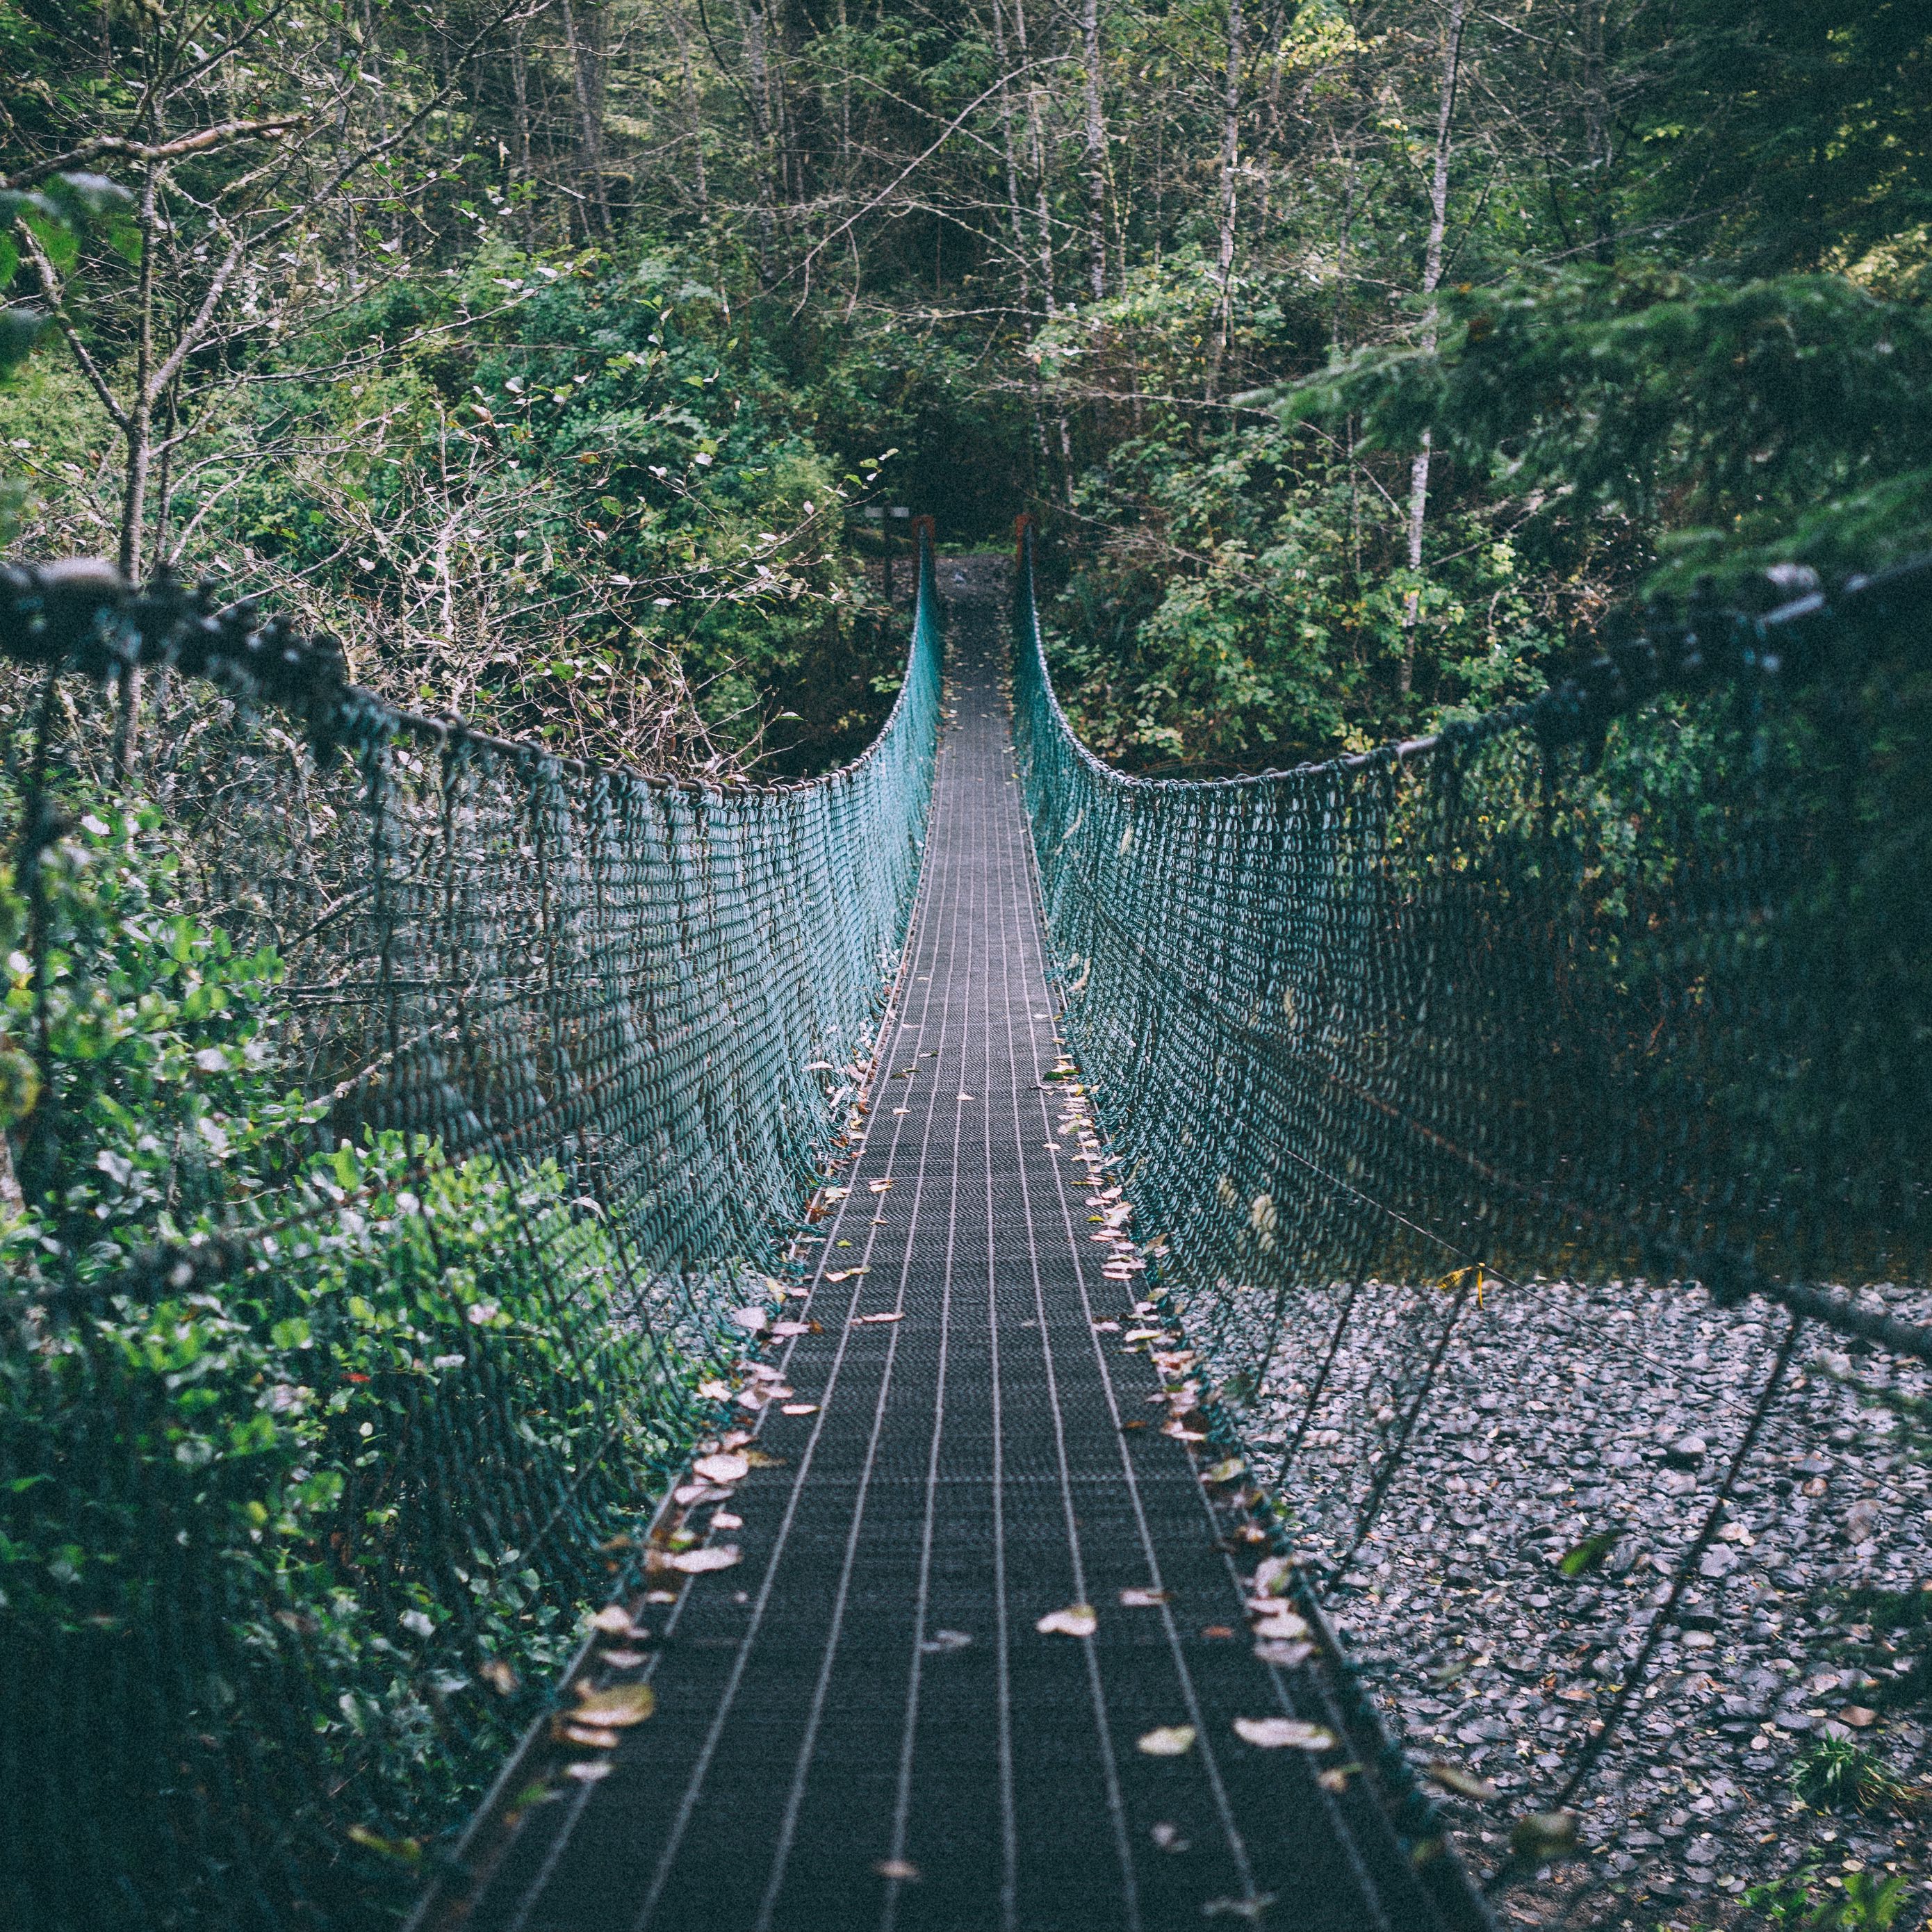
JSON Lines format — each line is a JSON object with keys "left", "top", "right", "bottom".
{"left": 1202, "top": 1894, "right": 1277, "bottom": 1920}
{"left": 771, "top": 1321, "right": 811, "bottom": 1337}
{"left": 1253, "top": 1639, "right": 1313, "bottom": 1668}
{"left": 591, "top": 1604, "right": 637, "bottom": 1634}
{"left": 919, "top": 1629, "right": 973, "bottom": 1653}
{"left": 694, "top": 1452, "right": 749, "bottom": 1484}
{"left": 1202, "top": 1457, "right": 1246, "bottom": 1485}
{"left": 712, "top": 1512, "right": 742, "bottom": 1530}
{"left": 869, "top": 1179, "right": 894, "bottom": 1193}
{"left": 1136, "top": 1725, "right": 1197, "bottom": 1756}
{"left": 1317, "top": 1765, "right": 1361, "bottom": 1794}
{"left": 599, "top": 1648, "right": 649, "bottom": 1669}
{"left": 668, "top": 1544, "right": 742, "bottom": 1574}
{"left": 874, "top": 1859, "right": 921, "bottom": 1882}
{"left": 1092, "top": 1320, "right": 1121, "bottom": 1332}
{"left": 1250, "top": 1611, "right": 1311, "bottom": 1642}
{"left": 1232, "top": 1717, "right": 1334, "bottom": 1751}
{"left": 564, "top": 1761, "right": 614, "bottom": 1783}
{"left": 1149, "top": 1822, "right": 1188, "bottom": 1852}
{"left": 825, "top": 1268, "right": 869, "bottom": 1282}
{"left": 697, "top": 1380, "right": 732, "bottom": 1401}
{"left": 743, "top": 1448, "right": 786, "bottom": 1468}
{"left": 1119, "top": 1587, "right": 1171, "bottom": 1607}
{"left": 1201, "top": 1625, "right": 1236, "bottom": 1640}
{"left": 854, "top": 1311, "right": 903, "bottom": 1325}
{"left": 783, "top": 1402, "right": 819, "bottom": 1416}
{"left": 729, "top": 1306, "right": 769, "bottom": 1332}
{"left": 559, "top": 1722, "right": 621, "bottom": 1749}
{"left": 573, "top": 1683, "right": 657, "bottom": 1727}
{"left": 1036, "top": 1603, "right": 1098, "bottom": 1637}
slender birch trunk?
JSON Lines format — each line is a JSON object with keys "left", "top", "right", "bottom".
{"left": 557, "top": 0, "right": 611, "bottom": 236}
{"left": 1207, "top": 0, "right": 1243, "bottom": 398}
{"left": 1080, "top": 0, "right": 1106, "bottom": 301}
{"left": 1399, "top": 0, "right": 1465, "bottom": 698}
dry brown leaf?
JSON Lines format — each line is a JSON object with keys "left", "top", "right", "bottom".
{"left": 854, "top": 1311, "right": 903, "bottom": 1325}
{"left": 1119, "top": 1587, "right": 1172, "bottom": 1607}
{"left": 590, "top": 1604, "right": 636, "bottom": 1635}
{"left": 572, "top": 1683, "right": 656, "bottom": 1728}
{"left": 694, "top": 1452, "right": 749, "bottom": 1484}
{"left": 1425, "top": 1762, "right": 1499, "bottom": 1803}
{"left": 781, "top": 1402, "right": 819, "bottom": 1416}
{"left": 874, "top": 1859, "right": 920, "bottom": 1882}
{"left": 1232, "top": 1717, "right": 1334, "bottom": 1751}
{"left": 1036, "top": 1603, "right": 1099, "bottom": 1638}
{"left": 668, "top": 1544, "right": 742, "bottom": 1574}
{"left": 1253, "top": 1639, "right": 1314, "bottom": 1668}
{"left": 1137, "top": 1725, "right": 1197, "bottom": 1756}
{"left": 558, "top": 1722, "right": 621, "bottom": 1749}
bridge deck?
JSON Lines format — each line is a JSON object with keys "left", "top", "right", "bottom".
{"left": 444, "top": 571, "right": 1463, "bottom": 1932}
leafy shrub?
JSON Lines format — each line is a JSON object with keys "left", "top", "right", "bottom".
{"left": 0, "top": 807, "right": 701, "bottom": 1926}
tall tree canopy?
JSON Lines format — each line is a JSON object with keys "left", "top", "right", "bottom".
{"left": 3, "top": 0, "right": 1927, "bottom": 771}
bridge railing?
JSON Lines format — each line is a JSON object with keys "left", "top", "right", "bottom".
{"left": 1013, "top": 523, "right": 1932, "bottom": 1907}
{"left": 0, "top": 530, "right": 942, "bottom": 1930}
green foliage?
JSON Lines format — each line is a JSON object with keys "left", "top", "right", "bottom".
{"left": 0, "top": 171, "right": 137, "bottom": 374}
{"left": 1288, "top": 269, "right": 1932, "bottom": 595}
{"left": 0, "top": 803, "right": 696, "bottom": 1923}
{"left": 1791, "top": 1737, "right": 1919, "bottom": 1816}
{"left": 1745, "top": 1853, "right": 1914, "bottom": 1931}
{"left": 1042, "top": 411, "right": 1562, "bottom": 771}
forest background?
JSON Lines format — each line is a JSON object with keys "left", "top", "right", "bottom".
{"left": 2, "top": 0, "right": 1929, "bottom": 777}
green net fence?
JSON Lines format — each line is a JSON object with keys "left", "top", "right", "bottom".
{"left": 0, "top": 539, "right": 941, "bottom": 1931}
{"left": 1014, "top": 529, "right": 1932, "bottom": 1913}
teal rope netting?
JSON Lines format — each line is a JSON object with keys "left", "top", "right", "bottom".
{"left": 0, "top": 537, "right": 941, "bottom": 1929}
{"left": 1013, "top": 526, "right": 1932, "bottom": 1883}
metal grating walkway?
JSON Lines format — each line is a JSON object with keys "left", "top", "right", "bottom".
{"left": 434, "top": 567, "right": 1478, "bottom": 1932}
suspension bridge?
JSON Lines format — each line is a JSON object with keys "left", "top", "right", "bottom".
{"left": 0, "top": 528, "right": 1926, "bottom": 1932}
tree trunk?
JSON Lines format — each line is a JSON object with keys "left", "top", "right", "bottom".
{"left": 1580, "top": 0, "right": 1614, "bottom": 264}
{"left": 1081, "top": 0, "right": 1106, "bottom": 301}
{"left": 557, "top": 0, "right": 611, "bottom": 236}
{"left": 511, "top": 18, "right": 537, "bottom": 251}
{"left": 666, "top": 0, "right": 709, "bottom": 223}
{"left": 114, "top": 151, "right": 162, "bottom": 772}
{"left": 737, "top": 0, "right": 778, "bottom": 280}
{"left": 1206, "top": 0, "right": 1243, "bottom": 398}
{"left": 1400, "top": 0, "right": 1466, "bottom": 699}
{"left": 989, "top": 0, "right": 1033, "bottom": 313}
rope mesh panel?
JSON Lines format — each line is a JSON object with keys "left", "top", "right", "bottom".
{"left": 1013, "top": 528, "right": 1932, "bottom": 1902}
{"left": 0, "top": 539, "right": 941, "bottom": 1929}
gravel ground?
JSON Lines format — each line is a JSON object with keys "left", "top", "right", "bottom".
{"left": 1226, "top": 1275, "right": 1932, "bottom": 1927}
